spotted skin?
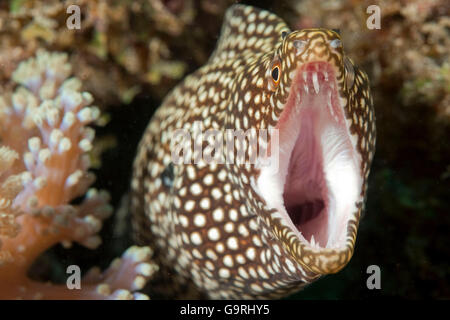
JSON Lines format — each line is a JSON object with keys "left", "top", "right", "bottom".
{"left": 131, "top": 5, "right": 376, "bottom": 299}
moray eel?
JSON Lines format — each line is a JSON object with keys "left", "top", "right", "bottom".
{"left": 130, "top": 4, "right": 376, "bottom": 299}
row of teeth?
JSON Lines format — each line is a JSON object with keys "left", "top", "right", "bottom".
{"left": 298, "top": 70, "right": 340, "bottom": 123}
{"left": 302, "top": 234, "right": 336, "bottom": 249}
{"left": 302, "top": 71, "right": 330, "bottom": 95}
{"left": 309, "top": 235, "right": 319, "bottom": 248}
{"left": 328, "top": 90, "right": 341, "bottom": 123}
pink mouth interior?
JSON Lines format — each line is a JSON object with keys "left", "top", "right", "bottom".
{"left": 283, "top": 110, "right": 328, "bottom": 246}
{"left": 277, "top": 61, "right": 346, "bottom": 248}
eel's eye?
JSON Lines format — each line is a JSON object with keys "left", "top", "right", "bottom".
{"left": 272, "top": 65, "right": 280, "bottom": 83}
{"left": 268, "top": 60, "right": 281, "bottom": 91}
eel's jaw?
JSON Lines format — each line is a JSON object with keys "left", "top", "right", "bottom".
{"left": 256, "top": 61, "right": 362, "bottom": 265}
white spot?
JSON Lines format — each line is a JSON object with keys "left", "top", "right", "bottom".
{"left": 256, "top": 23, "right": 265, "bottom": 34}
{"left": 206, "top": 249, "right": 218, "bottom": 261}
{"left": 223, "top": 255, "right": 234, "bottom": 268}
{"left": 249, "top": 219, "right": 258, "bottom": 230}
{"left": 190, "top": 183, "right": 202, "bottom": 195}
{"left": 208, "top": 228, "right": 221, "bottom": 241}
{"left": 246, "top": 247, "right": 256, "bottom": 261}
{"left": 205, "top": 261, "right": 215, "bottom": 271}
{"left": 190, "top": 232, "right": 202, "bottom": 245}
{"left": 273, "top": 244, "right": 281, "bottom": 256}
{"left": 252, "top": 235, "right": 262, "bottom": 247}
{"left": 225, "top": 194, "right": 233, "bottom": 204}
{"left": 224, "top": 222, "right": 234, "bottom": 233}
{"left": 181, "top": 232, "right": 189, "bottom": 244}
{"left": 186, "top": 166, "right": 196, "bottom": 180}
{"left": 227, "top": 237, "right": 239, "bottom": 250}
{"left": 238, "top": 267, "right": 248, "bottom": 279}
{"left": 229, "top": 209, "right": 238, "bottom": 221}
{"left": 263, "top": 25, "right": 273, "bottom": 36}
{"left": 212, "top": 207, "right": 224, "bottom": 222}
{"left": 192, "top": 249, "right": 202, "bottom": 259}
{"left": 250, "top": 283, "right": 263, "bottom": 292}
{"left": 193, "top": 214, "right": 206, "bottom": 227}
{"left": 238, "top": 224, "right": 249, "bottom": 237}
{"left": 285, "top": 259, "right": 297, "bottom": 273}
{"left": 244, "top": 91, "right": 252, "bottom": 104}
{"left": 200, "top": 198, "right": 211, "bottom": 210}
{"left": 217, "top": 169, "right": 227, "bottom": 181}
{"left": 215, "top": 242, "right": 225, "bottom": 253}
{"left": 203, "top": 174, "right": 214, "bottom": 186}
{"left": 179, "top": 215, "right": 189, "bottom": 227}
{"left": 184, "top": 200, "right": 195, "bottom": 212}
{"left": 219, "top": 268, "right": 230, "bottom": 278}
{"left": 211, "top": 188, "right": 222, "bottom": 200}
{"left": 236, "top": 254, "right": 246, "bottom": 264}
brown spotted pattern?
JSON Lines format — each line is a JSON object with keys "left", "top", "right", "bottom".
{"left": 130, "top": 5, "right": 376, "bottom": 299}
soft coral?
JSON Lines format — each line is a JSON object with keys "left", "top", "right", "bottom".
{"left": 0, "top": 50, "right": 156, "bottom": 299}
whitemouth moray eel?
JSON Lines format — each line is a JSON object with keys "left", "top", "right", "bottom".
{"left": 130, "top": 4, "right": 376, "bottom": 299}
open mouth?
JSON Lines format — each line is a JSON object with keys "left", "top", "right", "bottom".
{"left": 257, "top": 61, "right": 361, "bottom": 250}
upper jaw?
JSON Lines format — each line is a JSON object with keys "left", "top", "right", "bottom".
{"left": 255, "top": 61, "right": 362, "bottom": 268}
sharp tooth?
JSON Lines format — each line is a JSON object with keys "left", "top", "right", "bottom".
{"left": 302, "top": 71, "right": 307, "bottom": 82}
{"left": 310, "top": 235, "right": 316, "bottom": 247}
{"left": 324, "top": 71, "right": 329, "bottom": 82}
{"left": 327, "top": 90, "right": 334, "bottom": 116}
{"left": 296, "top": 92, "right": 302, "bottom": 104}
{"left": 326, "top": 236, "right": 332, "bottom": 248}
{"left": 303, "top": 84, "right": 309, "bottom": 94}
{"left": 312, "top": 72, "right": 319, "bottom": 94}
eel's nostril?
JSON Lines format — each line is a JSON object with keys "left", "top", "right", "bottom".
{"left": 332, "top": 28, "right": 341, "bottom": 35}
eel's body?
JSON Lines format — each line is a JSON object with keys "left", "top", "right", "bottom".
{"left": 131, "top": 5, "right": 376, "bottom": 299}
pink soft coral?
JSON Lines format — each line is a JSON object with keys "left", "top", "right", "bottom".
{"left": 0, "top": 50, "right": 157, "bottom": 299}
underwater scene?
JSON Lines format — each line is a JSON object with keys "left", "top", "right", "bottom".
{"left": 0, "top": 0, "right": 448, "bottom": 300}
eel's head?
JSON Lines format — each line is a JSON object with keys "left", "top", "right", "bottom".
{"left": 254, "top": 29, "right": 376, "bottom": 275}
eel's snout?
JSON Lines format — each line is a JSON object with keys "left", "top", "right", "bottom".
{"left": 286, "top": 29, "right": 345, "bottom": 89}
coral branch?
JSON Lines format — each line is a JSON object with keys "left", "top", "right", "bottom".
{"left": 0, "top": 246, "right": 157, "bottom": 300}
{"left": 0, "top": 146, "right": 26, "bottom": 262}
{"left": 0, "top": 50, "right": 154, "bottom": 299}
